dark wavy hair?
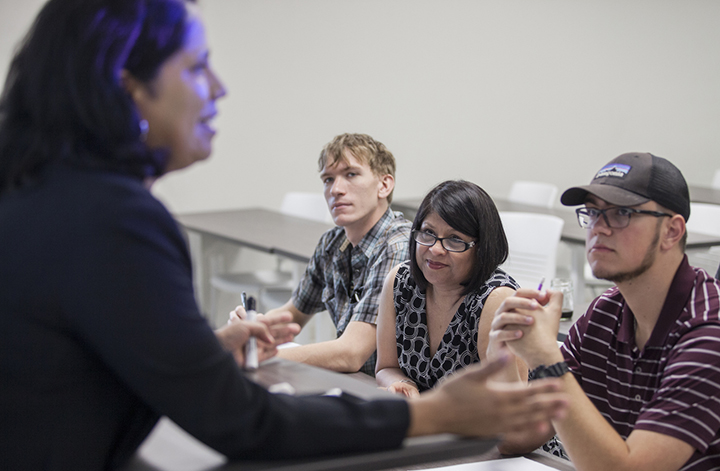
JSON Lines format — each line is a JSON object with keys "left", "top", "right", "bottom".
{"left": 410, "top": 180, "right": 509, "bottom": 296}
{"left": 0, "top": 0, "right": 194, "bottom": 195}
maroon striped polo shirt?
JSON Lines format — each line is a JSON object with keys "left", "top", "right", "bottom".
{"left": 562, "top": 256, "right": 720, "bottom": 470}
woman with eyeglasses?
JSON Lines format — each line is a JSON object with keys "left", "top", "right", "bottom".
{"left": 376, "top": 180, "right": 525, "bottom": 397}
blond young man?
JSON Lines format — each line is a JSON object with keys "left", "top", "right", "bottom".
{"left": 265, "top": 133, "right": 411, "bottom": 375}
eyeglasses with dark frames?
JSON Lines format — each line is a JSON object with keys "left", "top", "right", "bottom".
{"left": 412, "top": 230, "right": 476, "bottom": 253}
{"left": 575, "top": 206, "right": 672, "bottom": 229}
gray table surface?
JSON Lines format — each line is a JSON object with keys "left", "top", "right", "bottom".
{"left": 176, "top": 208, "right": 335, "bottom": 263}
{"left": 174, "top": 208, "right": 335, "bottom": 312}
{"left": 689, "top": 184, "right": 720, "bottom": 206}
{"left": 126, "top": 358, "right": 574, "bottom": 471}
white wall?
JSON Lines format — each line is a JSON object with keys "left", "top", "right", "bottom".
{"left": 2, "top": 0, "right": 719, "bottom": 215}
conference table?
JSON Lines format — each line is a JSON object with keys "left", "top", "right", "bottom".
{"left": 125, "top": 357, "right": 575, "bottom": 471}
{"left": 176, "top": 202, "right": 720, "bottom": 327}
{"left": 175, "top": 208, "right": 335, "bottom": 313}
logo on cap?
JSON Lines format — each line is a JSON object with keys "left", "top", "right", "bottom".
{"left": 595, "top": 163, "right": 631, "bottom": 179}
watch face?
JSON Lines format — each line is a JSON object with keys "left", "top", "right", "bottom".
{"left": 539, "top": 369, "right": 553, "bottom": 378}
{"left": 532, "top": 361, "right": 569, "bottom": 379}
{"left": 548, "top": 362, "right": 570, "bottom": 377}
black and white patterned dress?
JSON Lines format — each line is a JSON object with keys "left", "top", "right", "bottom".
{"left": 393, "top": 261, "right": 519, "bottom": 391}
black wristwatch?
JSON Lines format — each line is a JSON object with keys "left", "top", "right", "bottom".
{"left": 528, "top": 361, "right": 570, "bottom": 381}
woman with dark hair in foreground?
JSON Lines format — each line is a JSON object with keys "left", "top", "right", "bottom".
{"left": 0, "top": 1, "right": 567, "bottom": 469}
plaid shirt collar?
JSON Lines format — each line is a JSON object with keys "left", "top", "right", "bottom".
{"left": 338, "top": 207, "right": 397, "bottom": 256}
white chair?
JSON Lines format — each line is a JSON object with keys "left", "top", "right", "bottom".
{"left": 712, "top": 169, "right": 720, "bottom": 190}
{"left": 275, "top": 192, "right": 334, "bottom": 225}
{"left": 498, "top": 212, "right": 564, "bottom": 289}
{"left": 208, "top": 192, "right": 332, "bottom": 323}
{"left": 687, "top": 202, "right": 720, "bottom": 236}
{"left": 686, "top": 203, "right": 720, "bottom": 276}
{"left": 508, "top": 181, "right": 559, "bottom": 209}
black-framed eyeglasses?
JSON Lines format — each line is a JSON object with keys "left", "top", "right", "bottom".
{"left": 412, "top": 230, "right": 476, "bottom": 253}
{"left": 575, "top": 207, "right": 672, "bottom": 229}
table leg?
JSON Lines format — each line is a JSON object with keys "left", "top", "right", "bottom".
{"left": 185, "top": 231, "right": 244, "bottom": 319}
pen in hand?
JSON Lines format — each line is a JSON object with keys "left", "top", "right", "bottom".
{"left": 244, "top": 295, "right": 259, "bottom": 370}
{"left": 240, "top": 292, "right": 248, "bottom": 313}
{"left": 537, "top": 277, "right": 545, "bottom": 291}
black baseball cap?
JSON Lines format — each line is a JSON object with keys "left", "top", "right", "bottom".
{"left": 560, "top": 152, "right": 690, "bottom": 222}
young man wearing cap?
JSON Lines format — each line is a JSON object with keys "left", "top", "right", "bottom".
{"left": 490, "top": 153, "right": 720, "bottom": 470}
{"left": 262, "top": 133, "right": 411, "bottom": 376}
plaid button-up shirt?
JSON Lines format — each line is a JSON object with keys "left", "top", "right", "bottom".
{"left": 293, "top": 208, "right": 411, "bottom": 375}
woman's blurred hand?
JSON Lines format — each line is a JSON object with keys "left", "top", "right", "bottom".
{"left": 407, "top": 355, "right": 568, "bottom": 438}
{"left": 228, "top": 306, "right": 301, "bottom": 362}
{"left": 215, "top": 320, "right": 274, "bottom": 366}
{"left": 387, "top": 380, "right": 420, "bottom": 398}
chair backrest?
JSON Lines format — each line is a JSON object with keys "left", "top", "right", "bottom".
{"left": 686, "top": 202, "right": 720, "bottom": 236}
{"left": 280, "top": 192, "right": 334, "bottom": 224}
{"left": 498, "top": 212, "right": 564, "bottom": 288}
{"left": 508, "top": 181, "right": 558, "bottom": 209}
{"left": 685, "top": 203, "right": 720, "bottom": 275}
{"left": 712, "top": 169, "right": 720, "bottom": 190}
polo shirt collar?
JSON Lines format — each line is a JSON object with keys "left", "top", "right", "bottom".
{"left": 617, "top": 301, "right": 634, "bottom": 344}
{"left": 647, "top": 255, "right": 694, "bottom": 346}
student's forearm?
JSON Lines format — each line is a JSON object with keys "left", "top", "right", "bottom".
{"left": 551, "top": 375, "right": 692, "bottom": 471}
{"left": 549, "top": 375, "right": 630, "bottom": 470}
{"left": 276, "top": 340, "right": 369, "bottom": 373}
{"left": 501, "top": 333, "right": 621, "bottom": 462}
{"left": 265, "top": 301, "right": 310, "bottom": 329}
{"left": 375, "top": 367, "right": 412, "bottom": 388}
